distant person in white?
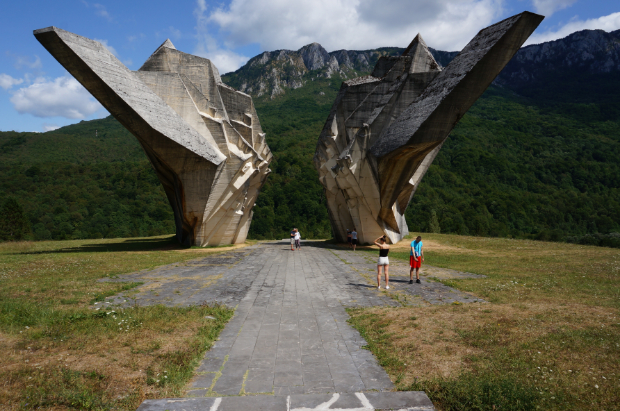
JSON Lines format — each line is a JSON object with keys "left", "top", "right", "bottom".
{"left": 374, "top": 235, "right": 390, "bottom": 289}
{"left": 351, "top": 228, "right": 358, "bottom": 251}
{"left": 294, "top": 228, "right": 301, "bottom": 250}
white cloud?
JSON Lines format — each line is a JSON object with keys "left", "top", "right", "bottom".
{"left": 6, "top": 53, "right": 42, "bottom": 70}
{"left": 94, "top": 38, "right": 119, "bottom": 58}
{"left": 93, "top": 3, "right": 113, "bottom": 21}
{"left": 525, "top": 11, "right": 620, "bottom": 45}
{"left": 0, "top": 74, "right": 23, "bottom": 90}
{"left": 10, "top": 76, "right": 102, "bottom": 119}
{"left": 206, "top": 0, "right": 504, "bottom": 53}
{"left": 531, "top": 0, "right": 577, "bottom": 17}
{"left": 43, "top": 123, "right": 60, "bottom": 132}
{"left": 193, "top": 0, "right": 250, "bottom": 74}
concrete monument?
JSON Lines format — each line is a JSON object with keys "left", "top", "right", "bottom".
{"left": 34, "top": 28, "right": 272, "bottom": 246}
{"left": 314, "top": 12, "right": 543, "bottom": 244}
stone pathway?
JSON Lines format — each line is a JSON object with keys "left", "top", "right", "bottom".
{"left": 331, "top": 248, "right": 486, "bottom": 306}
{"left": 101, "top": 240, "right": 486, "bottom": 410}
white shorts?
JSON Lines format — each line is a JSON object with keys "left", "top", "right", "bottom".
{"left": 377, "top": 256, "right": 389, "bottom": 266}
{"left": 290, "top": 238, "right": 295, "bottom": 245}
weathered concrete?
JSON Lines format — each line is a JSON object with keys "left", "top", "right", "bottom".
{"left": 98, "top": 241, "right": 488, "bottom": 410}
{"left": 314, "top": 12, "right": 543, "bottom": 245}
{"left": 137, "top": 391, "right": 434, "bottom": 410}
{"left": 34, "top": 28, "right": 272, "bottom": 247}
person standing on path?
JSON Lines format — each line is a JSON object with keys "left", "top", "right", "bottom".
{"left": 290, "top": 228, "right": 296, "bottom": 251}
{"left": 374, "top": 235, "right": 390, "bottom": 289}
{"left": 351, "top": 228, "right": 358, "bottom": 251}
{"left": 347, "top": 229, "right": 352, "bottom": 248}
{"left": 294, "top": 228, "right": 301, "bottom": 250}
{"left": 409, "top": 235, "right": 424, "bottom": 284}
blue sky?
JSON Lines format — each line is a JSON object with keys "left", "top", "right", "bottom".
{"left": 1, "top": 0, "right": 618, "bottom": 133}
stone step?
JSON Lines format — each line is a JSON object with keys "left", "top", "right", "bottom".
{"left": 137, "top": 391, "right": 434, "bottom": 411}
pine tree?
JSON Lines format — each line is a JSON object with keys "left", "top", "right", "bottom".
{"left": 0, "top": 198, "right": 31, "bottom": 241}
{"left": 428, "top": 209, "right": 441, "bottom": 234}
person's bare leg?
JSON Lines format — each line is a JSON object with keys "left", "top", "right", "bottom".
{"left": 409, "top": 266, "right": 414, "bottom": 281}
{"left": 377, "top": 265, "right": 381, "bottom": 288}
{"left": 385, "top": 265, "right": 389, "bottom": 288}
{"left": 416, "top": 267, "right": 420, "bottom": 280}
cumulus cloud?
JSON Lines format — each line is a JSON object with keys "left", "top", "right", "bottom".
{"left": 43, "top": 123, "right": 60, "bottom": 132}
{"left": 206, "top": 0, "right": 504, "bottom": 53}
{"left": 531, "top": 0, "right": 577, "bottom": 17}
{"left": 193, "top": 0, "right": 249, "bottom": 74}
{"left": 525, "top": 11, "right": 620, "bottom": 45}
{"left": 10, "top": 77, "right": 102, "bottom": 119}
{"left": 0, "top": 74, "right": 23, "bottom": 90}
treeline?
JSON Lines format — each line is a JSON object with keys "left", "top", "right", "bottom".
{"left": 0, "top": 117, "right": 175, "bottom": 241}
{"left": 405, "top": 87, "right": 620, "bottom": 241}
{"left": 0, "top": 161, "right": 175, "bottom": 240}
{"left": 1, "top": 70, "right": 620, "bottom": 246}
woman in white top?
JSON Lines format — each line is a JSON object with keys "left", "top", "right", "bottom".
{"left": 374, "top": 235, "right": 390, "bottom": 289}
{"left": 294, "top": 229, "right": 301, "bottom": 250}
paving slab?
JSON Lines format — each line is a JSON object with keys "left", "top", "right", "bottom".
{"left": 330, "top": 248, "right": 486, "bottom": 305}
{"left": 137, "top": 391, "right": 434, "bottom": 411}
{"left": 99, "top": 240, "right": 486, "bottom": 409}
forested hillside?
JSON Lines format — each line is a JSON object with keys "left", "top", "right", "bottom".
{"left": 1, "top": 28, "right": 619, "bottom": 244}
{"left": 0, "top": 117, "right": 175, "bottom": 240}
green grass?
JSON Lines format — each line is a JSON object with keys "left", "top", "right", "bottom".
{"left": 348, "top": 234, "right": 620, "bottom": 411}
{"left": 0, "top": 236, "right": 237, "bottom": 410}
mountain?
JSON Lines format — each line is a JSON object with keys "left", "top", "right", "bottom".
{"left": 221, "top": 29, "right": 620, "bottom": 242}
{"left": 222, "top": 41, "right": 457, "bottom": 99}
{"left": 1, "top": 29, "right": 619, "bottom": 244}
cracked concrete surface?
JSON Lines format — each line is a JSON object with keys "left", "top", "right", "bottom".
{"left": 101, "top": 240, "right": 484, "bottom": 406}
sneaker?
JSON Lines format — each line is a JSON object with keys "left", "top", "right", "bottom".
{"left": 386, "top": 285, "right": 390, "bottom": 289}
{"left": 416, "top": 279, "right": 421, "bottom": 284}
{"left": 409, "top": 280, "right": 413, "bottom": 284}
{"left": 377, "top": 286, "right": 381, "bottom": 290}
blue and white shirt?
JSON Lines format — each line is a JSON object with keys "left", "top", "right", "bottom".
{"left": 410, "top": 240, "right": 423, "bottom": 257}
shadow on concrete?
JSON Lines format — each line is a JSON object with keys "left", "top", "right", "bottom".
{"left": 346, "top": 282, "right": 376, "bottom": 289}
{"left": 389, "top": 278, "right": 413, "bottom": 283}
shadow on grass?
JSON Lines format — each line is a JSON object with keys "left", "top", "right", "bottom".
{"left": 15, "top": 235, "right": 183, "bottom": 255}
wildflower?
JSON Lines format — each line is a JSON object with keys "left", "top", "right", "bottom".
{"left": 595, "top": 384, "right": 599, "bottom": 389}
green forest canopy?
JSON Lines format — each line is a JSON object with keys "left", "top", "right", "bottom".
{"left": 1, "top": 71, "right": 619, "bottom": 245}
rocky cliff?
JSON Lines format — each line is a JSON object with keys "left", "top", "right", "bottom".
{"left": 494, "top": 29, "right": 620, "bottom": 103}
{"left": 222, "top": 28, "right": 620, "bottom": 102}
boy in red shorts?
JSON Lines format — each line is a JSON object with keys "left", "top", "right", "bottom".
{"left": 409, "top": 236, "right": 424, "bottom": 284}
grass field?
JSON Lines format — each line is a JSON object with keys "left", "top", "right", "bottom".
{"left": 348, "top": 234, "right": 620, "bottom": 411}
{"left": 0, "top": 235, "right": 245, "bottom": 410}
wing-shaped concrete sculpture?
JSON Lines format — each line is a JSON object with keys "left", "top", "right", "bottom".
{"left": 34, "top": 27, "right": 272, "bottom": 246}
{"left": 314, "top": 12, "right": 543, "bottom": 244}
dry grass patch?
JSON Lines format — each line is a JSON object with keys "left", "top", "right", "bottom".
{"left": 348, "top": 234, "right": 620, "bottom": 411}
{"left": 0, "top": 235, "right": 239, "bottom": 410}
{"left": 0, "top": 304, "right": 232, "bottom": 410}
